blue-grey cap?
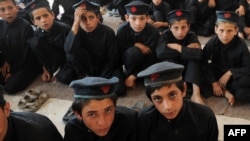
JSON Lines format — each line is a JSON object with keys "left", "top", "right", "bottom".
{"left": 137, "top": 61, "right": 184, "bottom": 87}
{"left": 125, "top": 1, "right": 149, "bottom": 15}
{"left": 167, "top": 9, "right": 190, "bottom": 23}
{"left": 216, "top": 11, "right": 239, "bottom": 24}
{"left": 72, "top": 0, "right": 100, "bottom": 11}
{"left": 70, "top": 77, "right": 119, "bottom": 99}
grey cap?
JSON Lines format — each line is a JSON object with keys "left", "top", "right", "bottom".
{"left": 137, "top": 61, "right": 184, "bottom": 87}
{"left": 70, "top": 77, "right": 119, "bottom": 99}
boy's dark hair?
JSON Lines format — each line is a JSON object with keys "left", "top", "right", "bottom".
{"left": 0, "top": 0, "right": 16, "bottom": 5}
{"left": 169, "top": 19, "right": 190, "bottom": 27}
{"left": 30, "top": 7, "right": 53, "bottom": 21}
{"left": 0, "top": 101, "right": 6, "bottom": 109}
{"left": 145, "top": 80, "right": 185, "bottom": 101}
{"left": 215, "top": 20, "right": 238, "bottom": 28}
{"left": 72, "top": 95, "right": 118, "bottom": 115}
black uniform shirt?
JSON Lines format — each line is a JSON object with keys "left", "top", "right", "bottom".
{"left": 116, "top": 22, "right": 159, "bottom": 55}
{"left": 64, "top": 106, "right": 137, "bottom": 141}
{"left": 138, "top": 100, "right": 218, "bottom": 141}
{"left": 202, "top": 35, "right": 250, "bottom": 83}
{"left": 4, "top": 112, "right": 63, "bottom": 141}
{"left": 34, "top": 21, "right": 70, "bottom": 50}
{"left": 156, "top": 29, "right": 202, "bottom": 63}
{"left": 64, "top": 23, "right": 119, "bottom": 77}
{"left": 149, "top": 1, "right": 170, "bottom": 22}
{"left": 0, "top": 17, "right": 35, "bottom": 70}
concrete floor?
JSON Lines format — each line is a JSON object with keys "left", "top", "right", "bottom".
{"left": 3, "top": 7, "right": 250, "bottom": 141}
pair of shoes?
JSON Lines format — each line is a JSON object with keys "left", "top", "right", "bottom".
{"left": 18, "top": 89, "right": 48, "bottom": 112}
{"left": 63, "top": 106, "right": 75, "bottom": 123}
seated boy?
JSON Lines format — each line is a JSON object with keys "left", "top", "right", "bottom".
{"left": 116, "top": 1, "right": 160, "bottom": 88}
{"left": 0, "top": 86, "right": 63, "bottom": 141}
{"left": 64, "top": 77, "right": 137, "bottom": 141}
{"left": 148, "top": 0, "right": 171, "bottom": 32}
{"left": 26, "top": 0, "right": 71, "bottom": 82}
{"left": 60, "top": 0, "right": 126, "bottom": 96}
{"left": 238, "top": 0, "right": 250, "bottom": 40}
{"left": 156, "top": 9, "right": 204, "bottom": 104}
{"left": 0, "top": 0, "right": 40, "bottom": 94}
{"left": 137, "top": 61, "right": 218, "bottom": 141}
{"left": 201, "top": 11, "right": 250, "bottom": 106}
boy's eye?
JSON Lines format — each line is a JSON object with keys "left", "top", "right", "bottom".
{"left": 169, "top": 92, "right": 177, "bottom": 99}
{"left": 152, "top": 96, "right": 162, "bottom": 102}
{"left": 87, "top": 112, "right": 96, "bottom": 117}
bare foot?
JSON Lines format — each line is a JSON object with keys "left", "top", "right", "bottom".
{"left": 125, "top": 75, "right": 136, "bottom": 89}
{"left": 191, "top": 94, "right": 205, "bottom": 105}
{"left": 224, "top": 90, "right": 235, "bottom": 106}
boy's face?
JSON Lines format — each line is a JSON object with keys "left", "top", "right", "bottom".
{"left": 152, "top": 0, "right": 162, "bottom": 6}
{"left": 0, "top": 0, "right": 18, "bottom": 23}
{"left": 32, "top": 8, "right": 55, "bottom": 32}
{"left": 215, "top": 22, "right": 238, "bottom": 45}
{"left": 247, "top": 0, "right": 250, "bottom": 4}
{"left": 170, "top": 20, "right": 190, "bottom": 40}
{"left": 126, "top": 14, "right": 148, "bottom": 32}
{"left": 75, "top": 98, "right": 115, "bottom": 136}
{"left": 150, "top": 83, "right": 186, "bottom": 120}
{"left": 80, "top": 11, "right": 99, "bottom": 33}
{"left": 0, "top": 102, "right": 10, "bottom": 141}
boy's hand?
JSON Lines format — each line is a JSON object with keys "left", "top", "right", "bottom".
{"left": 74, "top": 7, "right": 87, "bottom": 24}
{"left": 167, "top": 43, "right": 182, "bottom": 52}
{"left": 187, "top": 43, "right": 201, "bottom": 49}
{"left": 134, "top": 42, "right": 151, "bottom": 54}
{"left": 212, "top": 82, "right": 224, "bottom": 96}
{"left": 235, "top": 5, "right": 245, "bottom": 16}
{"left": 219, "top": 70, "right": 232, "bottom": 88}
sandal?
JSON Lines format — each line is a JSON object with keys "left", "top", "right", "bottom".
{"left": 18, "top": 90, "right": 48, "bottom": 112}
{"left": 130, "top": 101, "right": 144, "bottom": 111}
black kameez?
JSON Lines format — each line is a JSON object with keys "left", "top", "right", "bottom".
{"left": 64, "top": 106, "right": 137, "bottom": 141}
{"left": 138, "top": 100, "right": 218, "bottom": 141}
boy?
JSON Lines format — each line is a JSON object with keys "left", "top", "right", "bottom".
{"left": 0, "top": 0, "right": 39, "bottom": 94}
{"left": 137, "top": 61, "right": 218, "bottom": 141}
{"left": 116, "top": 1, "right": 160, "bottom": 88}
{"left": 156, "top": 9, "right": 204, "bottom": 104}
{"left": 60, "top": 0, "right": 126, "bottom": 96}
{"left": 0, "top": 86, "right": 63, "bottom": 141}
{"left": 26, "top": 0, "right": 71, "bottom": 82}
{"left": 148, "top": 0, "right": 171, "bottom": 32}
{"left": 64, "top": 77, "right": 137, "bottom": 141}
{"left": 201, "top": 11, "right": 250, "bottom": 106}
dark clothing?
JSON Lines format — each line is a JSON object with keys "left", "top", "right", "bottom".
{"left": 239, "top": 4, "right": 250, "bottom": 36}
{"left": 194, "top": 0, "right": 215, "bottom": 36}
{"left": 4, "top": 112, "right": 63, "bottom": 141}
{"left": 0, "top": 17, "right": 39, "bottom": 94}
{"left": 149, "top": 1, "right": 171, "bottom": 32}
{"left": 138, "top": 100, "right": 218, "bottom": 141}
{"left": 215, "top": 0, "right": 246, "bottom": 11}
{"left": 52, "top": 0, "right": 81, "bottom": 26}
{"left": 156, "top": 30, "right": 202, "bottom": 85}
{"left": 116, "top": 22, "right": 160, "bottom": 77}
{"left": 201, "top": 35, "right": 250, "bottom": 102}
{"left": 61, "top": 24, "right": 126, "bottom": 96}
{"left": 64, "top": 106, "right": 137, "bottom": 141}
{"left": 28, "top": 21, "right": 70, "bottom": 74}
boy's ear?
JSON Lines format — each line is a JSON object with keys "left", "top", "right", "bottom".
{"left": 74, "top": 111, "right": 83, "bottom": 120}
{"left": 4, "top": 102, "right": 11, "bottom": 117}
{"left": 182, "top": 82, "right": 187, "bottom": 98}
{"left": 214, "top": 26, "right": 218, "bottom": 34}
{"left": 125, "top": 14, "right": 129, "bottom": 22}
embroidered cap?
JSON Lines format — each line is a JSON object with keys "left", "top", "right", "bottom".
{"left": 137, "top": 61, "right": 184, "bottom": 87}
{"left": 167, "top": 9, "right": 190, "bottom": 23}
{"left": 216, "top": 11, "right": 239, "bottom": 24}
{"left": 24, "top": 0, "right": 50, "bottom": 13}
{"left": 72, "top": 0, "right": 100, "bottom": 11}
{"left": 70, "top": 77, "right": 119, "bottom": 99}
{"left": 0, "top": 85, "right": 5, "bottom": 105}
{"left": 125, "top": 1, "right": 149, "bottom": 15}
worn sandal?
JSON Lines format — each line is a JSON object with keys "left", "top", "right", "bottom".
{"left": 62, "top": 106, "right": 75, "bottom": 123}
{"left": 18, "top": 90, "right": 48, "bottom": 112}
{"left": 130, "top": 101, "right": 145, "bottom": 111}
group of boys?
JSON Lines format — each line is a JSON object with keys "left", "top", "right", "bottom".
{"left": 0, "top": 0, "right": 250, "bottom": 140}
